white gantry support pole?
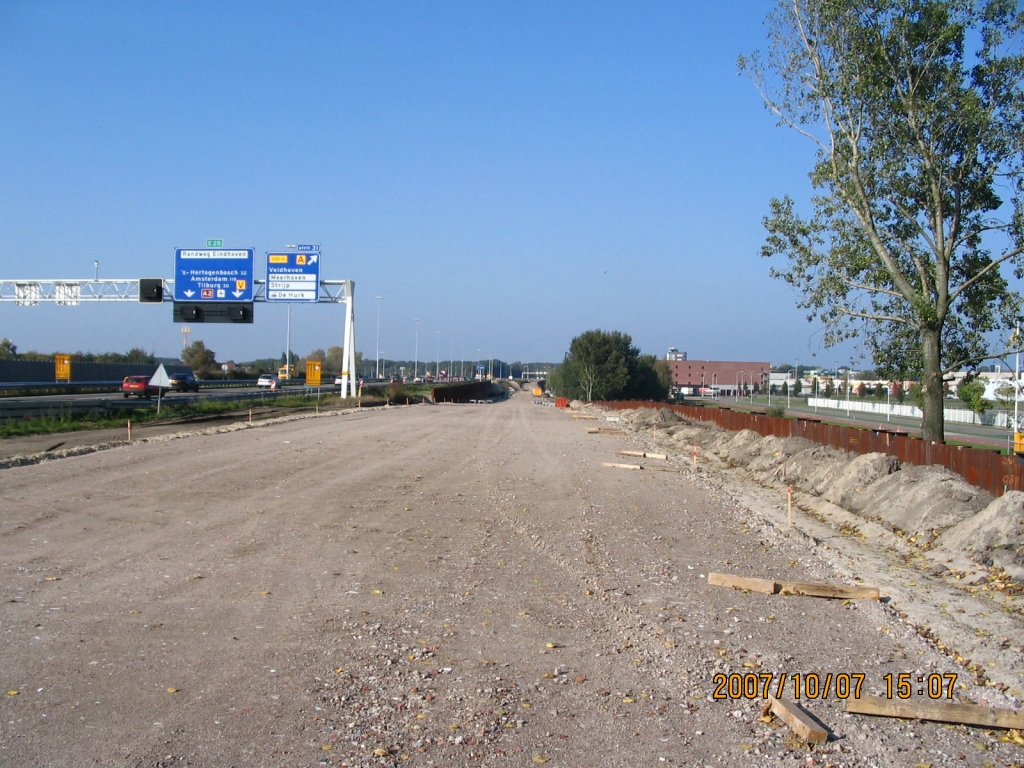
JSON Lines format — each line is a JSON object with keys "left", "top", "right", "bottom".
{"left": 340, "top": 280, "right": 356, "bottom": 398}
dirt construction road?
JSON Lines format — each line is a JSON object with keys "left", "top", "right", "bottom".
{"left": 1, "top": 393, "right": 1021, "bottom": 767}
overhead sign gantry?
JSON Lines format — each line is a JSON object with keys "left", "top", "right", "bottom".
{"left": 0, "top": 270, "right": 359, "bottom": 397}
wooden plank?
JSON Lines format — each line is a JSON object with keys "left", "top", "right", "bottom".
{"left": 619, "top": 451, "right": 668, "bottom": 460}
{"left": 708, "top": 572, "right": 878, "bottom": 600}
{"left": 601, "top": 462, "right": 642, "bottom": 470}
{"left": 778, "top": 580, "right": 880, "bottom": 600}
{"left": 768, "top": 694, "right": 829, "bottom": 743}
{"left": 587, "top": 428, "right": 626, "bottom": 435}
{"left": 707, "top": 572, "right": 777, "bottom": 595}
{"left": 845, "top": 696, "right": 1024, "bottom": 730}
{"left": 572, "top": 415, "right": 598, "bottom": 420}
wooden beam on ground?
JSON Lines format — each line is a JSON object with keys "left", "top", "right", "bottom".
{"left": 845, "top": 696, "right": 1024, "bottom": 730}
{"left": 572, "top": 415, "right": 598, "bottom": 420}
{"left": 619, "top": 450, "right": 668, "bottom": 460}
{"left": 777, "top": 580, "right": 880, "bottom": 600}
{"left": 601, "top": 462, "right": 643, "bottom": 470}
{"left": 767, "top": 694, "right": 829, "bottom": 744}
{"left": 587, "top": 428, "right": 626, "bottom": 435}
{"left": 707, "top": 572, "right": 880, "bottom": 600}
{"left": 707, "top": 572, "right": 777, "bottom": 595}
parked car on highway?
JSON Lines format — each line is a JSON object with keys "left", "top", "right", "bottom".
{"left": 168, "top": 372, "right": 199, "bottom": 392}
{"left": 256, "top": 374, "right": 278, "bottom": 388}
{"left": 121, "top": 376, "right": 160, "bottom": 399}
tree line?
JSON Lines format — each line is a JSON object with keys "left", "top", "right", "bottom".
{"left": 0, "top": 338, "right": 154, "bottom": 364}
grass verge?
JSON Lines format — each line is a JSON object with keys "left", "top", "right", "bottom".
{"left": 0, "top": 393, "right": 387, "bottom": 439}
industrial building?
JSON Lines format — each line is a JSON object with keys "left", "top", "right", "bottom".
{"left": 664, "top": 350, "right": 770, "bottom": 397}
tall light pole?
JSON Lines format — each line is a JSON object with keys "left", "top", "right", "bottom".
{"left": 436, "top": 330, "right": 440, "bottom": 379}
{"left": 375, "top": 296, "right": 383, "bottom": 379}
{"left": 1015, "top": 322, "right": 1021, "bottom": 435}
{"left": 414, "top": 319, "right": 419, "bottom": 380}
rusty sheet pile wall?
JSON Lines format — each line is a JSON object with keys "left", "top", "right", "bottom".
{"left": 599, "top": 400, "right": 1024, "bottom": 498}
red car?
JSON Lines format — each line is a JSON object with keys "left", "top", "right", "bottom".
{"left": 121, "top": 376, "right": 161, "bottom": 399}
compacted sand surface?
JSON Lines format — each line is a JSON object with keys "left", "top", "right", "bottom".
{"left": 1, "top": 394, "right": 1021, "bottom": 767}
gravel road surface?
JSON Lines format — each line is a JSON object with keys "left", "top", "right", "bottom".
{"left": 1, "top": 394, "right": 1021, "bottom": 767}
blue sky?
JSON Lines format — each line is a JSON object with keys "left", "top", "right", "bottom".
{"left": 0, "top": 1, "right": 851, "bottom": 368}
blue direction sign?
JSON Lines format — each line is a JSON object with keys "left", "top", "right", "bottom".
{"left": 174, "top": 248, "right": 254, "bottom": 302}
{"left": 266, "top": 251, "right": 320, "bottom": 302}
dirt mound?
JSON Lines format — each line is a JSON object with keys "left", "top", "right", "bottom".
{"left": 823, "top": 452, "right": 901, "bottom": 509}
{"left": 624, "top": 407, "right": 683, "bottom": 429}
{"left": 850, "top": 465, "right": 991, "bottom": 542}
{"left": 784, "top": 445, "right": 849, "bottom": 495}
{"left": 934, "top": 491, "right": 1024, "bottom": 579}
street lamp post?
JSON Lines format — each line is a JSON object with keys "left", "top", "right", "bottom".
{"left": 1013, "top": 322, "right": 1022, "bottom": 436}
{"left": 414, "top": 319, "right": 419, "bottom": 380}
{"left": 436, "top": 331, "right": 440, "bottom": 380}
{"left": 375, "top": 296, "right": 383, "bottom": 379}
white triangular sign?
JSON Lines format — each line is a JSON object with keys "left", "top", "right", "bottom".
{"left": 149, "top": 364, "right": 172, "bottom": 388}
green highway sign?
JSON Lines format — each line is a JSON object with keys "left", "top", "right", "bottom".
{"left": 207, "top": 239, "right": 223, "bottom": 248}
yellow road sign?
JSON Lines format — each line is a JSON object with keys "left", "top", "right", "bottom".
{"left": 55, "top": 354, "right": 71, "bottom": 382}
{"left": 306, "top": 361, "right": 322, "bottom": 387}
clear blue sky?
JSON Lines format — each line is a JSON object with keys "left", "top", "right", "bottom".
{"left": 0, "top": 1, "right": 855, "bottom": 369}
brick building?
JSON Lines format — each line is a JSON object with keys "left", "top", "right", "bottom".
{"left": 665, "top": 359, "right": 770, "bottom": 396}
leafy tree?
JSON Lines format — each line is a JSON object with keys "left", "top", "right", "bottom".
{"left": 626, "top": 354, "right": 670, "bottom": 400}
{"left": 551, "top": 330, "right": 666, "bottom": 401}
{"left": 994, "top": 380, "right": 1017, "bottom": 408}
{"left": 182, "top": 341, "right": 217, "bottom": 373}
{"left": 741, "top": 0, "right": 1024, "bottom": 442}
{"left": 552, "top": 330, "right": 628, "bottom": 401}
{"left": 325, "top": 346, "right": 344, "bottom": 371}
{"left": 957, "top": 374, "right": 988, "bottom": 415}
{"left": 856, "top": 382, "right": 868, "bottom": 398}
{"left": 793, "top": 378, "right": 803, "bottom": 397}
{"left": 0, "top": 338, "right": 16, "bottom": 359}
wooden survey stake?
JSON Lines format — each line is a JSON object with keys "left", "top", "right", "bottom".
{"left": 767, "top": 694, "right": 829, "bottom": 743}
{"left": 845, "top": 696, "right": 1024, "bottom": 730}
